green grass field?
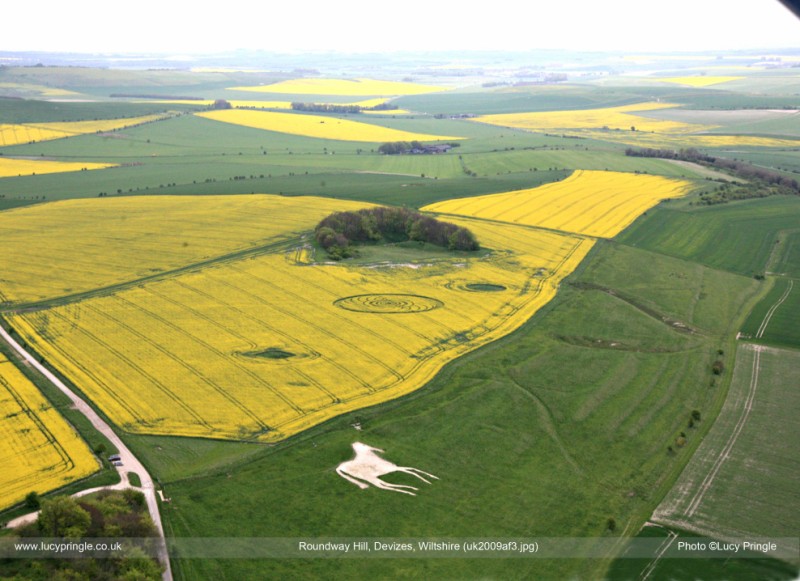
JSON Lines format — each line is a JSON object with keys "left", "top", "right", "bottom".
{"left": 618, "top": 196, "right": 800, "bottom": 277}
{"left": 651, "top": 344, "right": 800, "bottom": 565}
{"left": 741, "top": 277, "right": 800, "bottom": 349}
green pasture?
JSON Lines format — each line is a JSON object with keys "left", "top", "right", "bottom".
{"left": 636, "top": 107, "right": 800, "bottom": 138}
{"left": 618, "top": 196, "right": 800, "bottom": 277}
{"left": 651, "top": 343, "right": 800, "bottom": 562}
{"left": 731, "top": 150, "right": 800, "bottom": 174}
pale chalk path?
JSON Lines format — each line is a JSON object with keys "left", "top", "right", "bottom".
{"left": 0, "top": 325, "right": 172, "bottom": 581}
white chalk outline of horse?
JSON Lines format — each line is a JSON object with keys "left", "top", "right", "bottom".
{"left": 336, "top": 442, "right": 439, "bottom": 496}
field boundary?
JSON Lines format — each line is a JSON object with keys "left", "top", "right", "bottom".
{"left": 1, "top": 237, "right": 299, "bottom": 313}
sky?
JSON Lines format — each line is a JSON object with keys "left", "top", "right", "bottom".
{"left": 3, "top": 0, "right": 799, "bottom": 55}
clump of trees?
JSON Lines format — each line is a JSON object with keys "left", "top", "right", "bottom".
{"left": 315, "top": 206, "right": 479, "bottom": 260}
{"left": 290, "top": 102, "right": 399, "bottom": 114}
{"left": 378, "top": 141, "right": 459, "bottom": 155}
{"left": 7, "top": 491, "right": 162, "bottom": 579}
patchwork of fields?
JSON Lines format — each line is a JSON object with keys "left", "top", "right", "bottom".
{"left": 0, "top": 113, "right": 174, "bottom": 146}
{"left": 0, "top": 352, "right": 98, "bottom": 510}
{"left": 1, "top": 63, "right": 798, "bottom": 580}
{"left": 474, "top": 102, "right": 800, "bottom": 148}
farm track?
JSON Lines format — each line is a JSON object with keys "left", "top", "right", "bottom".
{"left": 685, "top": 344, "right": 762, "bottom": 518}
{"left": 755, "top": 279, "right": 793, "bottom": 338}
{"left": 0, "top": 325, "right": 173, "bottom": 581}
{"left": 1, "top": 237, "right": 300, "bottom": 314}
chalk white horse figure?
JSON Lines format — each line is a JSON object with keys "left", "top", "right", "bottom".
{"left": 336, "top": 442, "right": 439, "bottom": 496}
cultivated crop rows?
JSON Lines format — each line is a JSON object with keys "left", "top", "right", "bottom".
{"left": 423, "top": 170, "right": 693, "bottom": 238}
{"left": 0, "top": 353, "right": 98, "bottom": 510}
{"left": 8, "top": 196, "right": 592, "bottom": 441}
{"left": 0, "top": 194, "right": 370, "bottom": 306}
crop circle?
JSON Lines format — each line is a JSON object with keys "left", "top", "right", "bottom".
{"left": 464, "top": 283, "right": 507, "bottom": 292}
{"left": 334, "top": 294, "right": 443, "bottom": 314}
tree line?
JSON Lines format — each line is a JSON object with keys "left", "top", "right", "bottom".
{"left": 290, "top": 102, "right": 399, "bottom": 114}
{"left": 315, "top": 206, "right": 479, "bottom": 259}
{"left": 625, "top": 147, "right": 799, "bottom": 193}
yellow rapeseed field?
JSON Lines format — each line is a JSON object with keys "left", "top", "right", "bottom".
{"left": 230, "top": 78, "right": 446, "bottom": 96}
{"left": 6, "top": 195, "right": 591, "bottom": 441}
{"left": 196, "top": 109, "right": 463, "bottom": 142}
{"left": 0, "top": 194, "right": 363, "bottom": 306}
{"left": 0, "top": 113, "right": 172, "bottom": 147}
{"left": 0, "top": 353, "right": 98, "bottom": 510}
{"left": 476, "top": 102, "right": 703, "bottom": 133}
{"left": 657, "top": 76, "right": 742, "bottom": 87}
{"left": 0, "top": 158, "right": 116, "bottom": 178}
{"left": 0, "top": 83, "right": 83, "bottom": 98}
{"left": 474, "top": 102, "right": 800, "bottom": 148}
{"left": 422, "top": 170, "right": 693, "bottom": 238}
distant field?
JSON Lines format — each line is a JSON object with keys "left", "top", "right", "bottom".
{"left": 635, "top": 107, "right": 800, "bottom": 138}
{"left": 195, "top": 109, "right": 464, "bottom": 142}
{"left": 0, "top": 157, "right": 115, "bottom": 178}
{"left": 229, "top": 78, "right": 447, "bottom": 96}
{"left": 656, "top": 76, "right": 743, "bottom": 87}
{"left": 0, "top": 113, "right": 174, "bottom": 146}
{"left": 618, "top": 196, "right": 800, "bottom": 277}
{"left": 423, "top": 170, "right": 693, "bottom": 238}
{"left": 472, "top": 102, "right": 800, "bottom": 148}
{"left": 652, "top": 344, "right": 800, "bottom": 563}
{"left": 0, "top": 352, "right": 98, "bottom": 511}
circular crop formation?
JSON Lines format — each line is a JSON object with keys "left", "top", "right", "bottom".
{"left": 334, "top": 294, "right": 443, "bottom": 314}
{"left": 444, "top": 281, "right": 508, "bottom": 293}
{"left": 464, "top": 283, "right": 507, "bottom": 292}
